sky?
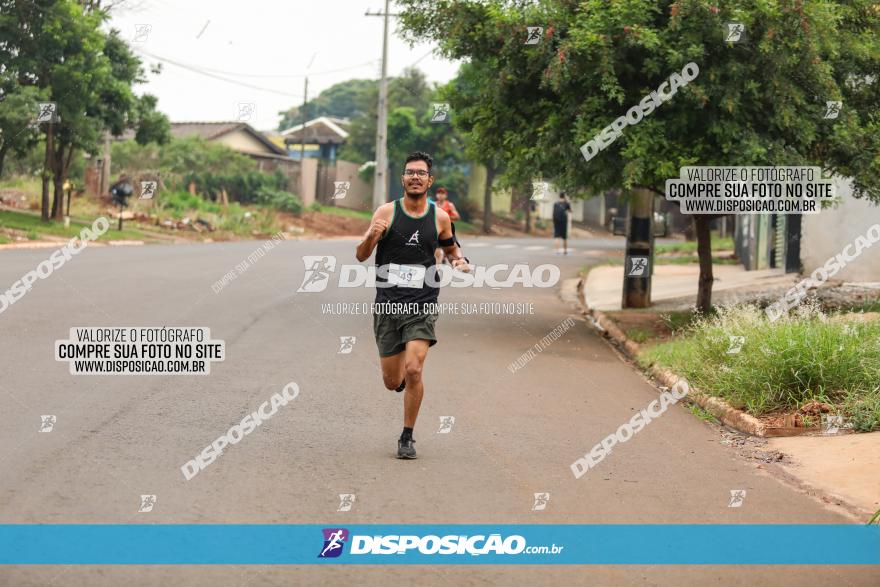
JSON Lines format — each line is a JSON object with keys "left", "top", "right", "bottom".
{"left": 107, "top": 0, "right": 461, "bottom": 131}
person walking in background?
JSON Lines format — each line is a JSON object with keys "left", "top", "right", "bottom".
{"left": 553, "top": 191, "right": 572, "bottom": 255}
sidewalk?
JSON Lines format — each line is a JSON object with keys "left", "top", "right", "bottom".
{"left": 583, "top": 264, "right": 797, "bottom": 311}
{"left": 579, "top": 265, "right": 880, "bottom": 519}
{"left": 769, "top": 433, "right": 880, "bottom": 517}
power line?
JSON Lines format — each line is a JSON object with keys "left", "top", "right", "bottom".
{"left": 131, "top": 48, "right": 304, "bottom": 98}
{"left": 407, "top": 49, "right": 434, "bottom": 69}
{"left": 140, "top": 52, "right": 379, "bottom": 80}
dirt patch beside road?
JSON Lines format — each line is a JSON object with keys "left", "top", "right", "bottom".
{"left": 295, "top": 211, "right": 370, "bottom": 238}
{"left": 768, "top": 433, "right": 880, "bottom": 517}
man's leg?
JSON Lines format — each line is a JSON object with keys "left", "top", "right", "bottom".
{"left": 402, "top": 339, "right": 430, "bottom": 428}
{"left": 380, "top": 351, "right": 406, "bottom": 390}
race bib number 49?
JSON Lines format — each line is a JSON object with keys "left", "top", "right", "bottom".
{"left": 388, "top": 264, "right": 425, "bottom": 288}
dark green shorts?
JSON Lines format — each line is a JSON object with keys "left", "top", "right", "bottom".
{"left": 373, "top": 310, "right": 439, "bottom": 357}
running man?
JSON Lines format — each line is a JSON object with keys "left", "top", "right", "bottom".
{"left": 355, "top": 151, "right": 470, "bottom": 459}
{"left": 553, "top": 191, "right": 572, "bottom": 255}
{"left": 434, "top": 188, "right": 460, "bottom": 221}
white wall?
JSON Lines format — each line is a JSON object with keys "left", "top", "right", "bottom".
{"left": 801, "top": 177, "right": 880, "bottom": 281}
{"left": 333, "top": 160, "right": 372, "bottom": 210}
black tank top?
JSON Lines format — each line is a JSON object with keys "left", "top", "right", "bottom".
{"left": 375, "top": 198, "right": 439, "bottom": 304}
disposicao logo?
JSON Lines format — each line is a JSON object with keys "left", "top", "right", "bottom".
{"left": 318, "top": 528, "right": 349, "bottom": 558}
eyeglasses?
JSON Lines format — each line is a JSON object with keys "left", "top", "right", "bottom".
{"left": 403, "top": 169, "right": 430, "bottom": 177}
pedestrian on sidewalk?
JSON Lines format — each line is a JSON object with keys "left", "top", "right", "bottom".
{"left": 553, "top": 191, "right": 572, "bottom": 255}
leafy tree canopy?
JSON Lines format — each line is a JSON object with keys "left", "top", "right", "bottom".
{"left": 398, "top": 0, "right": 880, "bottom": 202}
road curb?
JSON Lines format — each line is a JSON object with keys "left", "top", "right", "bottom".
{"left": 577, "top": 277, "right": 767, "bottom": 437}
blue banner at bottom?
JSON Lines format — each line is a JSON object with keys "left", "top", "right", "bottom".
{"left": 0, "top": 525, "right": 877, "bottom": 565}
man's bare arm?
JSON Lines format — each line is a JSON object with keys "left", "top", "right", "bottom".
{"left": 356, "top": 205, "right": 392, "bottom": 262}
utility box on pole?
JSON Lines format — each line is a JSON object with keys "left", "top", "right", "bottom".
{"left": 621, "top": 188, "right": 655, "bottom": 308}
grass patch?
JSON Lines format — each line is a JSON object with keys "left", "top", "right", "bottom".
{"left": 659, "top": 310, "right": 706, "bottom": 335}
{"left": 626, "top": 328, "right": 651, "bottom": 343}
{"left": 453, "top": 220, "right": 477, "bottom": 234}
{"left": 844, "top": 390, "right": 880, "bottom": 433}
{"left": 656, "top": 255, "right": 739, "bottom": 265}
{"left": 157, "top": 191, "right": 223, "bottom": 216}
{"left": 310, "top": 204, "right": 372, "bottom": 220}
{"left": 688, "top": 403, "right": 720, "bottom": 423}
{"left": 0, "top": 176, "right": 41, "bottom": 194}
{"left": 655, "top": 237, "right": 734, "bottom": 254}
{"left": 312, "top": 203, "right": 480, "bottom": 233}
{"left": 639, "top": 304, "right": 880, "bottom": 430}
{"left": 0, "top": 179, "right": 288, "bottom": 242}
{"left": 0, "top": 209, "right": 148, "bottom": 242}
{"left": 848, "top": 294, "right": 880, "bottom": 314}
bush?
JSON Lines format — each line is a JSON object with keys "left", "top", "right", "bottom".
{"left": 640, "top": 304, "right": 880, "bottom": 425}
{"left": 206, "top": 203, "right": 249, "bottom": 232}
{"left": 309, "top": 202, "right": 322, "bottom": 212}
{"left": 844, "top": 393, "right": 880, "bottom": 432}
{"left": 256, "top": 187, "right": 303, "bottom": 215}
{"left": 158, "top": 190, "right": 221, "bottom": 217}
{"left": 358, "top": 161, "right": 376, "bottom": 183}
{"left": 183, "top": 170, "right": 288, "bottom": 205}
{"left": 113, "top": 137, "right": 288, "bottom": 204}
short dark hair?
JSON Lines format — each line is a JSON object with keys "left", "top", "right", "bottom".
{"left": 404, "top": 151, "right": 433, "bottom": 174}
{"left": 436, "top": 187, "right": 447, "bottom": 194}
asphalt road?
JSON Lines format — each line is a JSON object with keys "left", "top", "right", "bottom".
{"left": 0, "top": 235, "right": 876, "bottom": 586}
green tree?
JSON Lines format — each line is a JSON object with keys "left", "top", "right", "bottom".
{"left": 399, "top": 0, "right": 880, "bottom": 311}
{"left": 278, "top": 79, "right": 376, "bottom": 131}
{"left": 0, "top": 84, "right": 43, "bottom": 177}
{"left": 334, "top": 70, "right": 468, "bottom": 201}
{"left": 0, "top": 0, "right": 169, "bottom": 220}
{"left": 336, "top": 68, "right": 437, "bottom": 161}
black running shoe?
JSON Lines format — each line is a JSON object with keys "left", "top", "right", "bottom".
{"left": 395, "top": 380, "right": 406, "bottom": 393}
{"left": 397, "top": 437, "right": 417, "bottom": 459}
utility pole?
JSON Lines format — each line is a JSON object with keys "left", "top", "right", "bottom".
{"left": 298, "top": 53, "right": 316, "bottom": 201}
{"left": 621, "top": 188, "right": 655, "bottom": 308}
{"left": 100, "top": 132, "right": 111, "bottom": 197}
{"left": 366, "top": 1, "right": 396, "bottom": 210}
{"left": 299, "top": 77, "right": 308, "bottom": 164}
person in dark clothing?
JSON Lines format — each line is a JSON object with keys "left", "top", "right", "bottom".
{"left": 552, "top": 192, "right": 572, "bottom": 255}
{"left": 355, "top": 151, "right": 471, "bottom": 460}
